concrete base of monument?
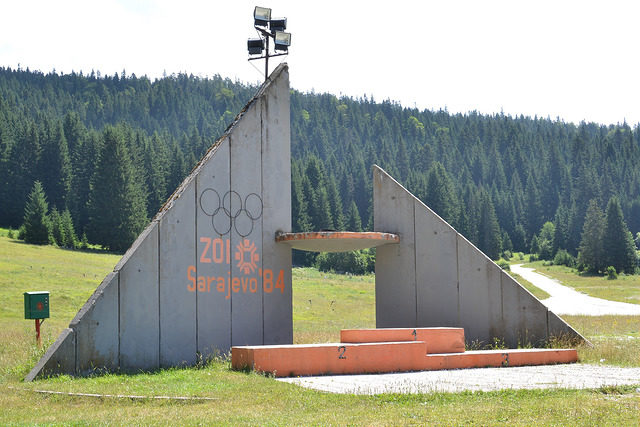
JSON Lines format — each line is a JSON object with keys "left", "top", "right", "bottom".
{"left": 231, "top": 328, "right": 578, "bottom": 378}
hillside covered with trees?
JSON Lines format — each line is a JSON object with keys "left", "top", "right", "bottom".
{"left": 1, "top": 66, "right": 638, "bottom": 272}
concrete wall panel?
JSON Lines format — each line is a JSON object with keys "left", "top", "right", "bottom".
{"left": 457, "top": 234, "right": 502, "bottom": 345}
{"left": 500, "top": 271, "right": 548, "bottom": 346}
{"left": 196, "top": 139, "right": 231, "bottom": 357}
{"left": 230, "top": 101, "right": 263, "bottom": 346}
{"left": 548, "top": 311, "right": 585, "bottom": 342}
{"left": 414, "top": 199, "right": 458, "bottom": 327}
{"left": 72, "top": 272, "right": 119, "bottom": 373}
{"left": 372, "top": 165, "right": 583, "bottom": 348}
{"left": 261, "top": 72, "right": 293, "bottom": 345}
{"left": 159, "top": 179, "right": 197, "bottom": 367}
{"left": 25, "top": 328, "right": 75, "bottom": 381}
{"left": 373, "top": 167, "right": 416, "bottom": 327}
{"left": 119, "top": 222, "right": 159, "bottom": 371}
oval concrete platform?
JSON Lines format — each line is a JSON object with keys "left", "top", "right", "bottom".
{"left": 275, "top": 231, "right": 399, "bottom": 252}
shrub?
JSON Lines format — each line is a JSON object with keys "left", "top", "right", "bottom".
{"left": 497, "top": 259, "right": 510, "bottom": 271}
{"left": 316, "top": 249, "right": 375, "bottom": 275}
{"left": 51, "top": 208, "right": 78, "bottom": 248}
{"left": 80, "top": 233, "right": 89, "bottom": 249}
{"left": 553, "top": 249, "right": 576, "bottom": 267}
{"left": 501, "top": 250, "right": 512, "bottom": 261}
{"left": 7, "top": 228, "right": 15, "bottom": 239}
{"left": 17, "top": 225, "right": 26, "bottom": 240}
{"left": 606, "top": 266, "right": 618, "bottom": 280}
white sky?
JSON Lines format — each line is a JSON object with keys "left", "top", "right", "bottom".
{"left": 1, "top": 0, "right": 639, "bottom": 126}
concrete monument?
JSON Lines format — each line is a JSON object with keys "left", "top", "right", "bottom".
{"left": 26, "top": 64, "right": 582, "bottom": 380}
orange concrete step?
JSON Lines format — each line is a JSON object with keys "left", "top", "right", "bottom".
{"left": 340, "top": 327, "right": 465, "bottom": 354}
{"left": 232, "top": 343, "right": 578, "bottom": 377}
{"left": 232, "top": 341, "right": 427, "bottom": 377}
{"left": 420, "top": 349, "right": 578, "bottom": 370}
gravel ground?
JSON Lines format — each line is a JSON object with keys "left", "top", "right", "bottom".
{"left": 278, "top": 364, "right": 640, "bottom": 394}
{"left": 511, "top": 264, "right": 640, "bottom": 315}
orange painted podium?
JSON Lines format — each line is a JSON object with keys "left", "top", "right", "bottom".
{"left": 231, "top": 328, "right": 578, "bottom": 377}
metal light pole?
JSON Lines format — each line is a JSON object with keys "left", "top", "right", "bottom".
{"left": 247, "top": 6, "right": 291, "bottom": 81}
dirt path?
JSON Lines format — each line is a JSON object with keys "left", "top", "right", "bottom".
{"left": 511, "top": 264, "right": 640, "bottom": 315}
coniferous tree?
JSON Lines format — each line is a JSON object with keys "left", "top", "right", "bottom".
{"left": 50, "top": 207, "right": 63, "bottom": 246}
{"left": 60, "top": 208, "right": 78, "bottom": 248}
{"left": 512, "top": 223, "right": 527, "bottom": 253}
{"left": 39, "top": 120, "right": 72, "bottom": 211}
{"left": 578, "top": 199, "right": 605, "bottom": 273}
{"left": 346, "top": 201, "right": 363, "bottom": 232}
{"left": 553, "top": 203, "right": 570, "bottom": 255}
{"left": 6, "top": 122, "right": 40, "bottom": 226}
{"left": 326, "top": 176, "right": 345, "bottom": 230}
{"left": 22, "top": 181, "right": 51, "bottom": 245}
{"left": 312, "top": 186, "right": 334, "bottom": 230}
{"left": 478, "top": 191, "right": 502, "bottom": 260}
{"left": 424, "top": 161, "right": 458, "bottom": 226}
{"left": 0, "top": 123, "right": 12, "bottom": 225}
{"left": 524, "top": 171, "right": 543, "bottom": 238}
{"left": 628, "top": 198, "right": 640, "bottom": 236}
{"left": 144, "top": 133, "right": 168, "bottom": 216}
{"left": 603, "top": 197, "right": 637, "bottom": 273}
{"left": 87, "top": 126, "right": 148, "bottom": 252}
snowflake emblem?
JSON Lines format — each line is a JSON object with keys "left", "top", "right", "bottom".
{"left": 235, "top": 239, "right": 259, "bottom": 275}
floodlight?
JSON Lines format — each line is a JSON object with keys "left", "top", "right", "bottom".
{"left": 254, "top": 6, "right": 271, "bottom": 27}
{"left": 274, "top": 31, "right": 291, "bottom": 52}
{"left": 269, "top": 18, "right": 287, "bottom": 33}
{"left": 247, "top": 38, "right": 265, "bottom": 55}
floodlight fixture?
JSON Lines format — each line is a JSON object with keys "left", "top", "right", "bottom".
{"left": 269, "top": 18, "right": 287, "bottom": 33}
{"left": 248, "top": 6, "right": 290, "bottom": 81}
{"left": 247, "top": 38, "right": 265, "bottom": 55}
{"left": 273, "top": 31, "right": 291, "bottom": 52}
{"left": 254, "top": 6, "right": 271, "bottom": 27}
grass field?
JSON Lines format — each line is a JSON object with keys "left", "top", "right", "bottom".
{"left": 1, "top": 230, "right": 639, "bottom": 425}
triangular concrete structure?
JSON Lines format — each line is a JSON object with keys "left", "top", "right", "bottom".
{"left": 373, "top": 166, "right": 584, "bottom": 347}
{"left": 27, "top": 65, "right": 584, "bottom": 380}
{"left": 26, "top": 64, "right": 293, "bottom": 380}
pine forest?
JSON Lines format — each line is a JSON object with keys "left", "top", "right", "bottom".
{"left": 1, "top": 66, "right": 639, "bottom": 273}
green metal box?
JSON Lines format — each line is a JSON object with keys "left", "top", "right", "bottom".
{"left": 24, "top": 291, "right": 50, "bottom": 319}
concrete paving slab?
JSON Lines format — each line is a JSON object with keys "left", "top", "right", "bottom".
{"left": 278, "top": 364, "right": 640, "bottom": 394}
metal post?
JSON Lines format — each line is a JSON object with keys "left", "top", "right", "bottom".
{"left": 35, "top": 318, "right": 41, "bottom": 346}
{"left": 265, "top": 36, "right": 269, "bottom": 80}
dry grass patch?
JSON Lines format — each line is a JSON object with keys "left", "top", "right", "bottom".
{"left": 564, "top": 315, "right": 640, "bottom": 367}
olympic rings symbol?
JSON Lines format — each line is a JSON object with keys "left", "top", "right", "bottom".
{"left": 199, "top": 189, "right": 263, "bottom": 237}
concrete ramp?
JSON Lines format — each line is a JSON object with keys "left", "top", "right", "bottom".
{"left": 373, "top": 165, "right": 584, "bottom": 347}
{"left": 26, "top": 64, "right": 293, "bottom": 380}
